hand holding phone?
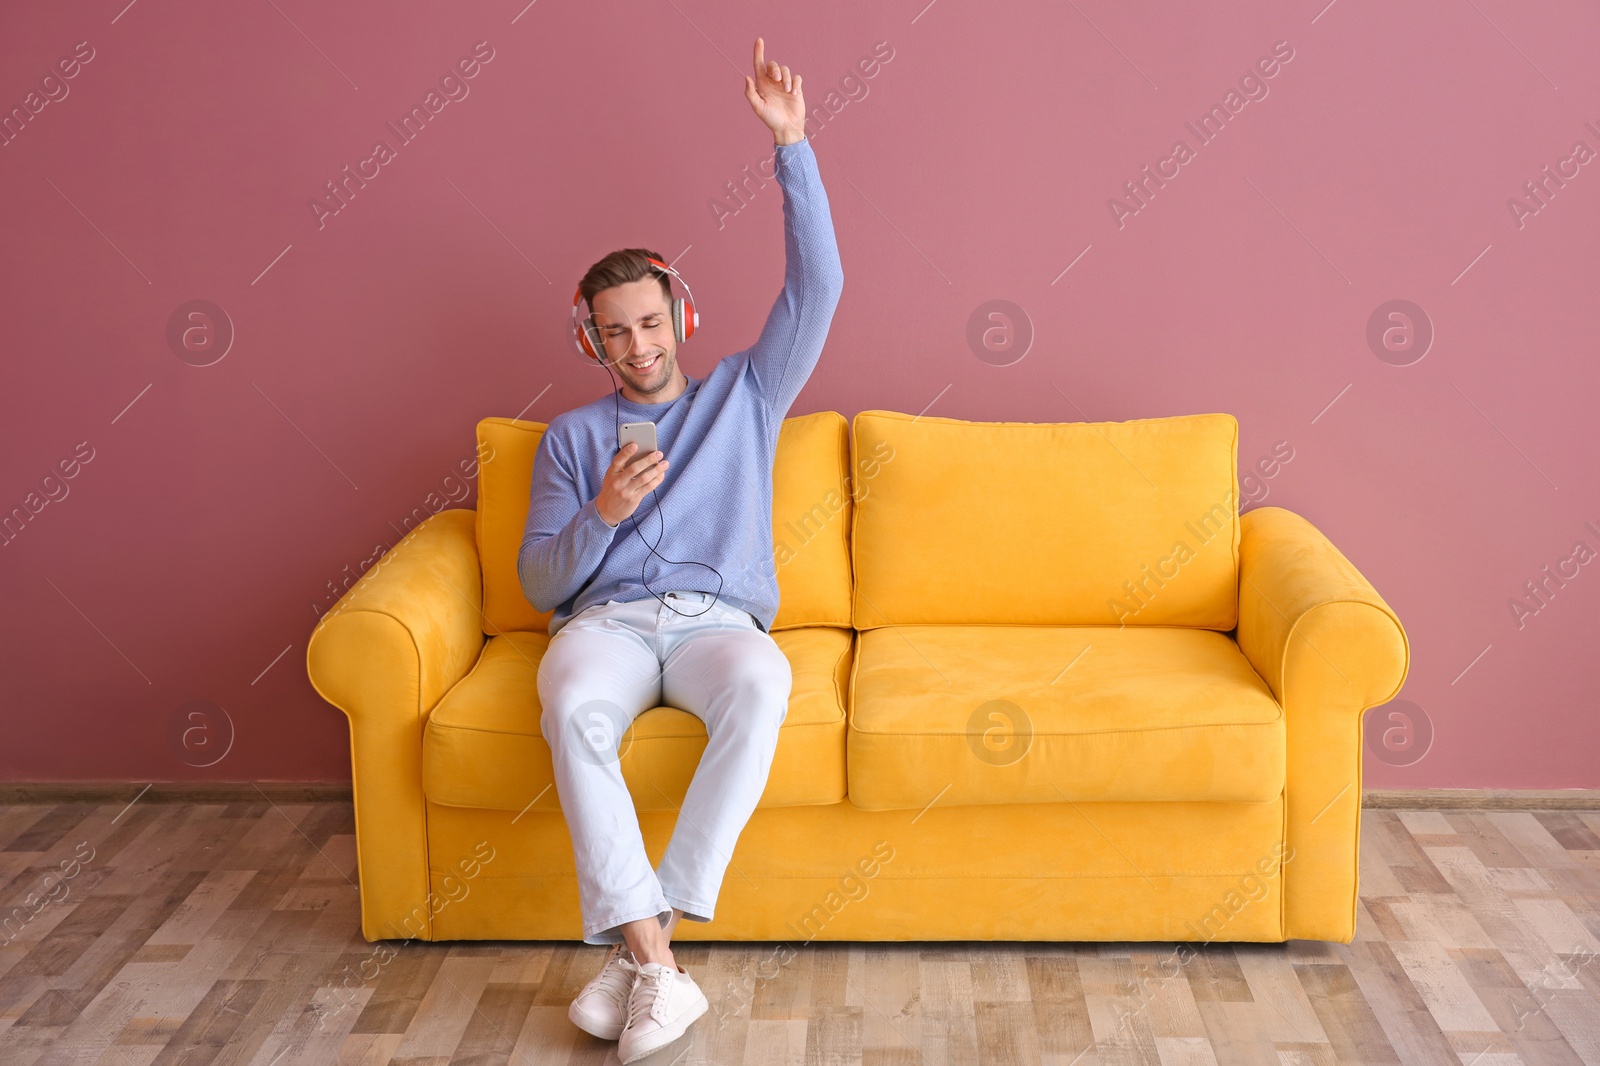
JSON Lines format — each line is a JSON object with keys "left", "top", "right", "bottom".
{"left": 596, "top": 422, "right": 667, "bottom": 527}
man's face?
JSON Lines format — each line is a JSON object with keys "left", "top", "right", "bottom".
{"left": 589, "top": 277, "right": 681, "bottom": 401}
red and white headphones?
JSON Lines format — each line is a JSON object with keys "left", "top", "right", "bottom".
{"left": 570, "top": 257, "right": 699, "bottom": 365}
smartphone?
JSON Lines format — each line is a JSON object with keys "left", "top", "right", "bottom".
{"left": 618, "top": 421, "right": 658, "bottom": 460}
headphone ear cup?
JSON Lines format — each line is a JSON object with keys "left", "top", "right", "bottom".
{"left": 582, "top": 321, "right": 605, "bottom": 361}
{"left": 675, "top": 298, "right": 696, "bottom": 342}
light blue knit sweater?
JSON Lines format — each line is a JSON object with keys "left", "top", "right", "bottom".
{"left": 519, "top": 136, "right": 844, "bottom": 637}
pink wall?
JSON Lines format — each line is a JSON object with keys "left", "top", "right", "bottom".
{"left": 2, "top": 1, "right": 1595, "bottom": 788}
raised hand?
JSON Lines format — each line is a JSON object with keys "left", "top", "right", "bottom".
{"left": 744, "top": 37, "right": 806, "bottom": 146}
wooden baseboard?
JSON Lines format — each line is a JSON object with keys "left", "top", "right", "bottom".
{"left": 1362, "top": 788, "right": 1600, "bottom": 810}
{"left": 0, "top": 783, "right": 1597, "bottom": 809}
{"left": 0, "top": 782, "right": 353, "bottom": 804}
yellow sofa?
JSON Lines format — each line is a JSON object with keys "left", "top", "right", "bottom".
{"left": 306, "top": 409, "right": 1409, "bottom": 945}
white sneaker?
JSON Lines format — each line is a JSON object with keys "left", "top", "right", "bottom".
{"left": 617, "top": 959, "right": 708, "bottom": 1063}
{"left": 568, "top": 945, "right": 640, "bottom": 1041}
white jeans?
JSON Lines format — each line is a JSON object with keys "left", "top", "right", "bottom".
{"left": 535, "top": 589, "right": 793, "bottom": 945}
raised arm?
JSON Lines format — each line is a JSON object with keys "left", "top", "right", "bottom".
{"left": 743, "top": 37, "right": 846, "bottom": 418}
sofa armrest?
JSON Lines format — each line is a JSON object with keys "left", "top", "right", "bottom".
{"left": 306, "top": 508, "right": 486, "bottom": 941}
{"left": 1236, "top": 505, "right": 1409, "bottom": 941}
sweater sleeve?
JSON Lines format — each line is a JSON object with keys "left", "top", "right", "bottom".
{"left": 746, "top": 136, "right": 846, "bottom": 419}
{"left": 517, "top": 429, "right": 618, "bottom": 613}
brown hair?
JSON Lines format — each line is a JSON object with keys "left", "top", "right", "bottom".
{"left": 578, "top": 247, "right": 672, "bottom": 315}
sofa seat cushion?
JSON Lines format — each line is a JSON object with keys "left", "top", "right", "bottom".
{"left": 848, "top": 625, "right": 1283, "bottom": 809}
{"left": 424, "top": 625, "right": 853, "bottom": 813}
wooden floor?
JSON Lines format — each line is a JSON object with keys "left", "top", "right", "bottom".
{"left": 1, "top": 800, "right": 1597, "bottom": 1065}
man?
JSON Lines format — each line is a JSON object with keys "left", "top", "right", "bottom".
{"left": 517, "top": 37, "right": 843, "bottom": 1063}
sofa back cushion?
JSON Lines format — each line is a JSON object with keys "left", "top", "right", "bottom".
{"left": 849, "top": 410, "right": 1240, "bottom": 629}
{"left": 475, "top": 410, "right": 853, "bottom": 634}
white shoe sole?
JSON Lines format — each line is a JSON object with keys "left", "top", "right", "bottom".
{"left": 618, "top": 990, "right": 708, "bottom": 1063}
{"left": 568, "top": 998, "right": 625, "bottom": 1041}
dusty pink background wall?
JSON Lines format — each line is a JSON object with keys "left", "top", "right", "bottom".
{"left": 1, "top": 0, "right": 1595, "bottom": 788}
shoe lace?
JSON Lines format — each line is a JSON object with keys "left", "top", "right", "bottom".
{"left": 593, "top": 950, "right": 639, "bottom": 1009}
{"left": 627, "top": 965, "right": 674, "bottom": 1029}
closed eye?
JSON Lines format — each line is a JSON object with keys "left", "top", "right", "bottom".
{"left": 604, "top": 316, "right": 664, "bottom": 336}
